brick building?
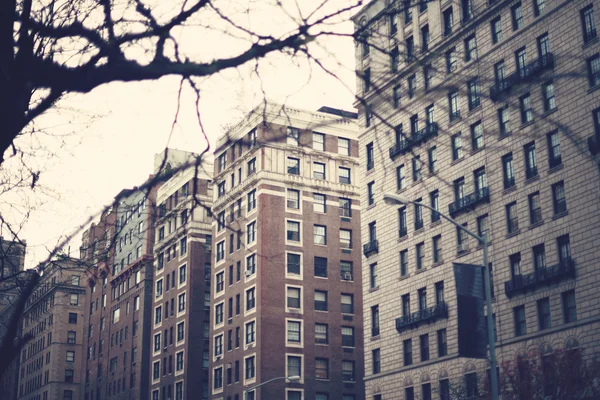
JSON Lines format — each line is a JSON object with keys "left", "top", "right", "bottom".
{"left": 354, "top": 0, "right": 600, "bottom": 398}
{"left": 149, "top": 153, "right": 213, "bottom": 400}
{"left": 16, "top": 256, "right": 88, "bottom": 400}
{"left": 209, "top": 102, "right": 364, "bottom": 400}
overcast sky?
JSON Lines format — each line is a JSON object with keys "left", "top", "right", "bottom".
{"left": 5, "top": 1, "right": 359, "bottom": 268}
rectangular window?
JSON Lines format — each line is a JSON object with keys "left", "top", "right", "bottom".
{"left": 313, "top": 132, "right": 325, "bottom": 151}
{"left": 287, "top": 157, "right": 300, "bottom": 175}
{"left": 533, "top": 244, "right": 546, "bottom": 270}
{"left": 562, "top": 290, "right": 577, "bottom": 323}
{"left": 287, "top": 321, "right": 301, "bottom": 343}
{"left": 421, "top": 25, "right": 430, "bottom": 51}
{"left": 287, "top": 189, "right": 300, "bottom": 210}
{"left": 557, "top": 235, "right": 571, "bottom": 264}
{"left": 524, "top": 142, "right": 538, "bottom": 179}
{"left": 366, "top": 142, "right": 374, "bottom": 170}
{"left": 520, "top": 93, "right": 533, "bottom": 124}
{"left": 471, "top": 121, "right": 483, "bottom": 150}
{"left": 414, "top": 200, "right": 423, "bottom": 230}
{"left": 247, "top": 190, "right": 256, "bottom": 212}
{"left": 338, "top": 137, "right": 350, "bottom": 156}
{"left": 287, "top": 356, "right": 302, "bottom": 379}
{"left": 538, "top": 297, "right": 551, "bottom": 330}
{"left": 339, "top": 198, "right": 352, "bottom": 217}
{"left": 314, "top": 256, "right": 328, "bottom": 278}
{"left": 245, "top": 321, "right": 255, "bottom": 345}
{"left": 516, "top": 47, "right": 527, "bottom": 77}
{"left": 514, "top": 305, "right": 527, "bottom": 336}
{"left": 582, "top": 5, "right": 597, "bottom": 43}
{"left": 540, "top": 81, "right": 556, "bottom": 112}
{"left": 443, "top": 7, "right": 454, "bottom": 36}
{"left": 402, "top": 294, "right": 411, "bottom": 317}
{"left": 498, "top": 105, "right": 511, "bottom": 136}
{"left": 313, "top": 163, "right": 326, "bottom": 180}
{"left": 315, "top": 290, "right": 328, "bottom": 311}
{"left": 342, "top": 294, "right": 354, "bottom": 314}
{"left": 437, "top": 329, "right": 448, "bottom": 356}
{"left": 451, "top": 134, "right": 462, "bottom": 160}
{"left": 506, "top": 202, "right": 519, "bottom": 234}
{"left": 552, "top": 181, "right": 567, "bottom": 215}
{"left": 340, "top": 230, "right": 352, "bottom": 249}
{"left": 393, "top": 85, "right": 401, "bottom": 108}
{"left": 316, "top": 358, "right": 329, "bottom": 379}
{"left": 287, "top": 221, "right": 300, "bottom": 242}
{"left": 589, "top": 55, "right": 600, "bottom": 88}
{"left": 408, "top": 75, "right": 416, "bottom": 98}
{"left": 315, "top": 323, "right": 328, "bottom": 344}
{"left": 287, "top": 253, "right": 300, "bottom": 275}
{"left": 342, "top": 360, "right": 355, "bottom": 382}
{"left": 371, "top": 305, "right": 379, "bottom": 336}
{"left": 367, "top": 181, "right": 375, "bottom": 205}
{"left": 403, "top": 339, "right": 413, "bottom": 366}
{"left": 390, "top": 46, "right": 399, "bottom": 73}
{"left": 416, "top": 242, "right": 424, "bottom": 270}
{"left": 491, "top": 17, "right": 502, "bottom": 44}
{"left": 432, "top": 235, "right": 442, "bottom": 264}
{"left": 512, "top": 2, "right": 523, "bottom": 30}
{"left": 420, "top": 334, "right": 430, "bottom": 362}
{"left": 339, "top": 167, "right": 351, "bottom": 184}
{"left": 412, "top": 157, "right": 422, "bottom": 182}
{"left": 400, "top": 250, "right": 408, "bottom": 277}
{"left": 547, "top": 131, "right": 561, "bottom": 168}
{"left": 502, "top": 153, "right": 515, "bottom": 188}
{"left": 396, "top": 165, "right": 405, "bottom": 190}
{"left": 314, "top": 225, "right": 327, "bottom": 245}
{"left": 464, "top": 35, "right": 477, "bottom": 62}
{"left": 534, "top": 0, "right": 545, "bottom": 16}
{"left": 287, "top": 287, "right": 301, "bottom": 309}
{"left": 529, "top": 192, "right": 542, "bottom": 225}
{"left": 313, "top": 193, "right": 326, "bottom": 213}
{"left": 372, "top": 349, "right": 381, "bottom": 374}
{"left": 446, "top": 48, "right": 457, "bottom": 73}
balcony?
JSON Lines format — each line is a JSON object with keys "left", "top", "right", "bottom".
{"left": 363, "top": 240, "right": 379, "bottom": 257}
{"left": 389, "top": 123, "right": 439, "bottom": 159}
{"left": 396, "top": 302, "right": 448, "bottom": 333}
{"left": 504, "top": 259, "right": 576, "bottom": 298}
{"left": 448, "top": 187, "right": 490, "bottom": 217}
{"left": 489, "top": 53, "right": 555, "bottom": 101}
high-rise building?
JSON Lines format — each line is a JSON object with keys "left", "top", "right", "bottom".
{"left": 81, "top": 183, "right": 158, "bottom": 400}
{"left": 16, "top": 256, "right": 88, "bottom": 400}
{"left": 149, "top": 154, "right": 213, "bottom": 400}
{"left": 209, "top": 102, "right": 364, "bottom": 400}
{"left": 354, "top": 0, "right": 600, "bottom": 398}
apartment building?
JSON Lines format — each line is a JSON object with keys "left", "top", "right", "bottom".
{"left": 81, "top": 184, "right": 158, "bottom": 400}
{"left": 209, "top": 103, "right": 364, "bottom": 400}
{"left": 149, "top": 156, "right": 213, "bottom": 400}
{"left": 16, "top": 256, "right": 88, "bottom": 400}
{"left": 354, "top": 0, "right": 600, "bottom": 398}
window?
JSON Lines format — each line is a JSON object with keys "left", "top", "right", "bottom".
{"left": 416, "top": 242, "right": 424, "bottom": 270}
{"left": 462, "top": 0, "right": 473, "bottom": 21}
{"left": 390, "top": 13, "right": 398, "bottom": 35}
{"left": 547, "top": 131, "right": 561, "bottom": 168}
{"left": 287, "top": 221, "right": 300, "bottom": 242}
{"left": 246, "top": 287, "right": 255, "bottom": 310}
{"left": 287, "top": 356, "right": 302, "bottom": 379}
{"left": 437, "top": 329, "right": 448, "bottom": 356}
{"left": 516, "top": 47, "right": 527, "bottom": 77}
{"left": 533, "top": 244, "right": 546, "bottom": 270}
{"left": 338, "top": 325, "right": 354, "bottom": 348}
{"left": 215, "top": 272, "right": 224, "bottom": 293}
{"left": 314, "top": 256, "right": 328, "bottom": 278}
{"left": 314, "top": 225, "right": 326, "bottom": 245}
{"left": 524, "top": 142, "right": 538, "bottom": 179}
{"left": 287, "top": 157, "right": 300, "bottom": 175}
{"left": 371, "top": 305, "right": 379, "bottom": 336}
{"left": 509, "top": 253, "right": 522, "bottom": 280}
{"left": 366, "top": 143, "right": 374, "bottom": 170}
{"left": 404, "top": 0, "right": 413, "bottom": 23}
{"left": 408, "top": 75, "right": 416, "bottom": 98}
{"left": 367, "top": 181, "right": 375, "bottom": 205}
{"left": 339, "top": 198, "right": 352, "bottom": 217}
{"left": 514, "top": 305, "right": 526, "bottom": 336}
{"left": 313, "top": 162, "right": 326, "bottom": 180}
{"left": 372, "top": 349, "right": 381, "bottom": 374}
{"left": 177, "top": 322, "right": 185, "bottom": 342}
{"left": 287, "top": 321, "right": 301, "bottom": 343}
{"left": 420, "top": 334, "right": 430, "bottom": 361}
{"left": 588, "top": 55, "right": 600, "bottom": 89}
{"left": 552, "top": 181, "right": 567, "bottom": 215}
{"left": 582, "top": 5, "right": 597, "bottom": 43}
{"left": 498, "top": 105, "right": 511, "bottom": 136}
{"left": 287, "top": 287, "right": 301, "bottom": 309}
{"left": 465, "top": 373, "right": 478, "bottom": 398}
{"left": 423, "top": 64, "right": 433, "bottom": 89}
{"left": 432, "top": 235, "right": 442, "bottom": 264}
{"left": 538, "top": 298, "right": 551, "bottom": 330}
{"left": 213, "top": 367, "right": 223, "bottom": 389}
{"left": 468, "top": 79, "right": 480, "bottom": 110}
{"left": 369, "top": 221, "right": 377, "bottom": 242}
{"left": 339, "top": 167, "right": 351, "bottom": 184}
{"left": 287, "top": 126, "right": 299, "bottom": 145}
{"left": 397, "top": 207, "right": 408, "bottom": 238}
{"left": 400, "top": 250, "right": 408, "bottom": 277}
{"left": 216, "top": 241, "right": 225, "bottom": 262}
{"left": 245, "top": 321, "right": 255, "bottom": 345}
{"left": 428, "top": 146, "right": 437, "bottom": 173}
{"left": 178, "top": 293, "right": 186, "bottom": 313}
{"left": 66, "top": 350, "right": 75, "bottom": 363}
{"left": 405, "top": 388, "right": 415, "bottom": 400}
{"left": 512, "top": 2, "right": 523, "bottom": 30}
{"left": 313, "top": 132, "right": 325, "bottom": 151}
{"left": 314, "top": 290, "right": 328, "bottom": 311}
{"left": 215, "top": 303, "right": 223, "bottom": 324}
{"left": 338, "top": 137, "right": 350, "bottom": 156}
{"left": 176, "top": 351, "right": 184, "bottom": 372}
{"left": 342, "top": 361, "right": 355, "bottom": 382}
{"left": 557, "top": 235, "right": 571, "bottom": 264}
{"left": 520, "top": 93, "right": 533, "bottom": 124}
{"left": 443, "top": 7, "right": 454, "bottom": 36}
{"left": 407, "top": 36, "right": 416, "bottom": 61}
{"left": 340, "top": 230, "right": 352, "bottom": 249}
{"left": 562, "top": 290, "right": 577, "bottom": 323}
{"left": 404, "top": 339, "right": 413, "bottom": 366}
{"left": 529, "top": 192, "right": 542, "bottom": 225}
{"left": 464, "top": 35, "right": 476, "bottom": 62}
{"left": 287, "top": 253, "right": 300, "bottom": 275}
{"left": 246, "top": 221, "right": 256, "bottom": 244}
{"left": 414, "top": 201, "right": 423, "bottom": 230}
{"left": 446, "top": 48, "right": 457, "bottom": 73}
{"left": 502, "top": 153, "right": 515, "bottom": 188}
{"left": 396, "top": 165, "right": 405, "bottom": 190}
{"left": 391, "top": 47, "right": 400, "bottom": 73}
{"left": 341, "top": 294, "right": 354, "bottom": 314}
{"left": 506, "top": 202, "right": 519, "bottom": 234}
{"left": 315, "top": 323, "right": 328, "bottom": 344}
{"left": 412, "top": 157, "right": 422, "bottom": 182}
{"left": 247, "top": 189, "right": 256, "bottom": 212}
{"left": 451, "top": 134, "right": 462, "bottom": 160}
{"left": 471, "top": 121, "right": 483, "bottom": 150}
{"left": 534, "top": 0, "right": 545, "bottom": 16}
{"left": 393, "top": 85, "right": 401, "bottom": 108}
{"left": 369, "top": 263, "right": 378, "bottom": 288}
{"left": 421, "top": 25, "right": 430, "bottom": 51}
{"left": 247, "top": 158, "right": 256, "bottom": 176}
{"left": 491, "top": 17, "right": 502, "bottom": 44}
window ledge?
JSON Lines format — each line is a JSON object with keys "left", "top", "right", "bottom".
{"left": 549, "top": 163, "right": 563, "bottom": 174}
{"left": 398, "top": 235, "right": 409, "bottom": 243}
{"left": 476, "top": 241, "right": 492, "bottom": 249}
{"left": 552, "top": 211, "right": 568, "bottom": 220}
{"left": 450, "top": 157, "right": 464, "bottom": 167}
{"left": 399, "top": 274, "right": 410, "bottom": 281}
{"left": 524, "top": 174, "right": 539, "bottom": 184}
{"left": 503, "top": 185, "right": 517, "bottom": 194}
{"left": 520, "top": 121, "right": 535, "bottom": 130}
{"left": 471, "top": 146, "right": 485, "bottom": 155}
{"left": 498, "top": 132, "right": 512, "bottom": 140}
{"left": 448, "top": 116, "right": 462, "bottom": 126}
{"left": 432, "top": 260, "right": 444, "bottom": 268}
{"left": 415, "top": 268, "right": 427, "bottom": 274}
{"left": 371, "top": 335, "right": 381, "bottom": 342}
{"left": 542, "top": 108, "right": 558, "bottom": 117}
{"left": 528, "top": 220, "right": 544, "bottom": 230}
{"left": 506, "top": 229, "right": 521, "bottom": 239}
{"left": 369, "top": 286, "right": 380, "bottom": 293}
{"left": 430, "top": 220, "right": 442, "bottom": 228}
{"left": 414, "top": 227, "right": 425, "bottom": 235}
{"left": 468, "top": 104, "right": 482, "bottom": 114}
{"left": 367, "top": 203, "right": 376, "bottom": 210}
{"left": 456, "top": 249, "right": 471, "bottom": 257}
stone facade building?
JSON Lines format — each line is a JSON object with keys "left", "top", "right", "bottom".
{"left": 16, "top": 256, "right": 88, "bottom": 400}
{"left": 209, "top": 103, "right": 365, "bottom": 400}
{"left": 149, "top": 156, "right": 213, "bottom": 400}
{"left": 354, "top": 0, "right": 600, "bottom": 398}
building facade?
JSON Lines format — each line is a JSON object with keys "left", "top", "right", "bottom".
{"left": 16, "top": 256, "right": 88, "bottom": 400}
{"left": 81, "top": 184, "right": 158, "bottom": 400}
{"left": 209, "top": 103, "right": 365, "bottom": 400}
{"left": 354, "top": 0, "right": 600, "bottom": 398}
{"left": 149, "top": 156, "right": 213, "bottom": 400}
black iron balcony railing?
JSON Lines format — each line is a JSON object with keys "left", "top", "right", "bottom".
{"left": 396, "top": 302, "right": 448, "bottom": 333}
{"left": 389, "top": 123, "right": 439, "bottom": 159}
{"left": 504, "top": 259, "right": 576, "bottom": 298}
{"left": 489, "top": 53, "right": 555, "bottom": 101}
{"left": 448, "top": 187, "right": 490, "bottom": 217}
{"left": 363, "top": 240, "right": 379, "bottom": 257}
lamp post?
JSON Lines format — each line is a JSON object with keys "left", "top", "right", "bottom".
{"left": 244, "top": 375, "right": 301, "bottom": 400}
{"left": 383, "top": 193, "right": 498, "bottom": 400}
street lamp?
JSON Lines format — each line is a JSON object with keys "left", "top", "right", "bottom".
{"left": 383, "top": 193, "right": 499, "bottom": 400}
{"left": 244, "top": 375, "right": 301, "bottom": 399}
